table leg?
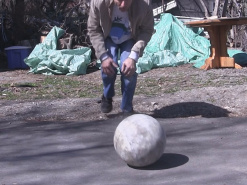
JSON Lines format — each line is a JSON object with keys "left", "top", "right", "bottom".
{"left": 200, "top": 25, "right": 241, "bottom": 70}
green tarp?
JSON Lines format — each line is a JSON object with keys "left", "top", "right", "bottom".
{"left": 24, "top": 26, "right": 92, "bottom": 75}
{"left": 137, "top": 13, "right": 211, "bottom": 73}
{"left": 139, "top": 13, "right": 247, "bottom": 71}
{"left": 25, "top": 13, "right": 247, "bottom": 75}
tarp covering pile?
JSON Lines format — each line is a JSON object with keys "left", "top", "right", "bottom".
{"left": 24, "top": 13, "right": 247, "bottom": 75}
{"left": 136, "top": 13, "right": 211, "bottom": 73}
{"left": 24, "top": 26, "right": 91, "bottom": 75}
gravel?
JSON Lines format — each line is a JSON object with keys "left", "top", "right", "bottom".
{"left": 1, "top": 63, "right": 247, "bottom": 122}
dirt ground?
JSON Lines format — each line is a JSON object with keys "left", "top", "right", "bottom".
{"left": 1, "top": 63, "right": 247, "bottom": 122}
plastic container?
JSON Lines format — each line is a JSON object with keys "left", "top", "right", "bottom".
{"left": 4, "top": 46, "right": 32, "bottom": 69}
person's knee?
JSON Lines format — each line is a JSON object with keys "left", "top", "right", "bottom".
{"left": 121, "top": 73, "right": 137, "bottom": 86}
{"left": 123, "top": 72, "right": 137, "bottom": 80}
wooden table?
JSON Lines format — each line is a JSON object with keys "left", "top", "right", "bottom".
{"left": 185, "top": 17, "right": 247, "bottom": 70}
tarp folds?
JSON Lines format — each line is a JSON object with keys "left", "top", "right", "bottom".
{"left": 136, "top": 13, "right": 211, "bottom": 73}
{"left": 24, "top": 26, "right": 92, "bottom": 75}
{"left": 24, "top": 14, "right": 247, "bottom": 76}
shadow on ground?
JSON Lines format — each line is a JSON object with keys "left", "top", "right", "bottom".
{"left": 129, "top": 153, "right": 189, "bottom": 170}
{"left": 152, "top": 102, "right": 230, "bottom": 118}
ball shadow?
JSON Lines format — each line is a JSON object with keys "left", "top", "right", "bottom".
{"left": 152, "top": 102, "right": 230, "bottom": 118}
{"left": 129, "top": 153, "right": 189, "bottom": 170}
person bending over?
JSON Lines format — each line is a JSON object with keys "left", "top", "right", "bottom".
{"left": 87, "top": 0, "right": 154, "bottom": 113}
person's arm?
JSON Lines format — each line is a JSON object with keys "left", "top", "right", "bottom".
{"left": 121, "top": 51, "right": 138, "bottom": 77}
{"left": 87, "top": 0, "right": 108, "bottom": 59}
{"left": 122, "top": 1, "right": 154, "bottom": 76}
{"left": 88, "top": 1, "right": 119, "bottom": 76}
{"left": 131, "top": 2, "right": 154, "bottom": 57}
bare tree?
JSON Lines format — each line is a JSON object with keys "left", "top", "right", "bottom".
{"left": 222, "top": 0, "right": 229, "bottom": 17}
{"left": 13, "top": 0, "right": 25, "bottom": 43}
{"left": 212, "top": 0, "right": 220, "bottom": 17}
{"left": 198, "top": 0, "right": 210, "bottom": 17}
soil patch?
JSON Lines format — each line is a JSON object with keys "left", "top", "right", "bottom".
{"left": 1, "top": 64, "right": 247, "bottom": 122}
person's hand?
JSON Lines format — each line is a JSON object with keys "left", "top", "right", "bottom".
{"left": 101, "top": 57, "right": 119, "bottom": 76}
{"left": 121, "top": 58, "right": 136, "bottom": 77}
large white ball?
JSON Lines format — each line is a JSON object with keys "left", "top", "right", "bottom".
{"left": 113, "top": 114, "right": 166, "bottom": 167}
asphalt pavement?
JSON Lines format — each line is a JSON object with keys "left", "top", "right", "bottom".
{"left": 0, "top": 116, "right": 247, "bottom": 185}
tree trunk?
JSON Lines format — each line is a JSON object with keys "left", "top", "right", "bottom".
{"left": 198, "top": 0, "right": 209, "bottom": 18}
{"left": 13, "top": 0, "right": 25, "bottom": 44}
{"left": 222, "top": 0, "right": 229, "bottom": 17}
{"left": 212, "top": 0, "right": 220, "bottom": 17}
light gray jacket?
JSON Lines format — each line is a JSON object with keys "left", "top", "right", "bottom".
{"left": 87, "top": 0, "right": 154, "bottom": 59}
